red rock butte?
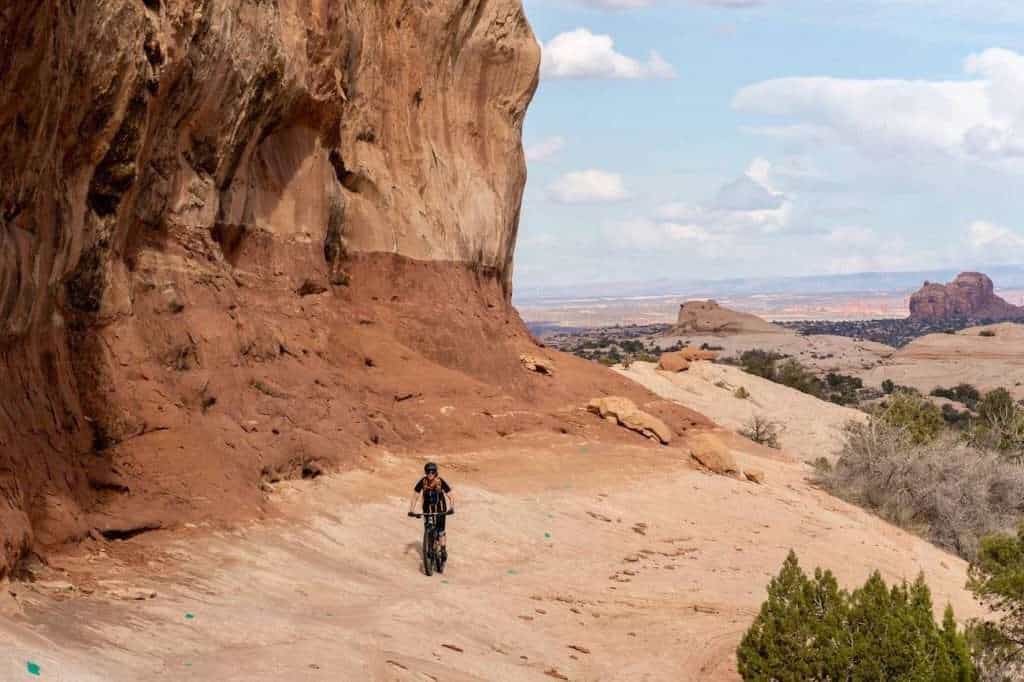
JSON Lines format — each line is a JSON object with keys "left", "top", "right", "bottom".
{"left": 908, "top": 272, "right": 1024, "bottom": 322}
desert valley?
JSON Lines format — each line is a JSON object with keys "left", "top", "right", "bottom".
{"left": 3, "top": 2, "right": 1024, "bottom": 682}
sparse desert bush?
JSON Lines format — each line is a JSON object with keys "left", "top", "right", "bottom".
{"left": 734, "top": 386, "right": 750, "bottom": 400}
{"left": 942, "top": 403, "right": 973, "bottom": 429}
{"left": 931, "top": 383, "right": 981, "bottom": 410}
{"left": 700, "top": 342, "right": 724, "bottom": 351}
{"left": 774, "top": 358, "right": 825, "bottom": 397}
{"left": 739, "top": 415, "right": 782, "bottom": 449}
{"left": 877, "top": 390, "right": 945, "bottom": 444}
{"left": 980, "top": 329, "right": 997, "bottom": 337}
{"left": 970, "top": 388, "right": 1024, "bottom": 457}
{"left": 737, "top": 349, "right": 784, "bottom": 379}
{"left": 881, "top": 378, "right": 896, "bottom": 394}
{"left": 967, "top": 524, "right": 1024, "bottom": 681}
{"left": 824, "top": 372, "right": 864, "bottom": 405}
{"left": 816, "top": 420, "right": 1024, "bottom": 560}
{"left": 737, "top": 551, "right": 975, "bottom": 681}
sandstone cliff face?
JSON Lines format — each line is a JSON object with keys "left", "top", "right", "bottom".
{"left": 669, "top": 300, "right": 783, "bottom": 335}
{"left": 908, "top": 272, "right": 1024, "bottom": 322}
{"left": 0, "top": 0, "right": 542, "bottom": 575}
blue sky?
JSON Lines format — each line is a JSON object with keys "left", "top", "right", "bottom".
{"left": 513, "top": 0, "right": 1024, "bottom": 291}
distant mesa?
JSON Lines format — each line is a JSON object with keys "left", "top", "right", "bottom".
{"left": 667, "top": 300, "right": 784, "bottom": 335}
{"left": 908, "top": 272, "right": 1024, "bottom": 322}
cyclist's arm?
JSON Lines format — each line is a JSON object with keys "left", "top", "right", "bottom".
{"left": 445, "top": 490, "right": 455, "bottom": 511}
{"left": 408, "top": 490, "right": 422, "bottom": 513}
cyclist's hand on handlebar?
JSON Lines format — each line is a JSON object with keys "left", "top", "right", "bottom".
{"left": 447, "top": 509, "right": 455, "bottom": 515}
{"left": 407, "top": 511, "right": 418, "bottom": 518}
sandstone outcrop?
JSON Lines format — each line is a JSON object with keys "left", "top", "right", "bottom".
{"left": 0, "top": 0, "right": 546, "bottom": 576}
{"left": 0, "top": 1, "right": 720, "bottom": 578}
{"left": 657, "top": 353, "right": 691, "bottom": 373}
{"left": 688, "top": 433, "right": 741, "bottom": 478}
{"left": 520, "top": 353, "right": 554, "bottom": 376}
{"left": 667, "top": 300, "right": 783, "bottom": 335}
{"left": 657, "top": 347, "right": 718, "bottom": 372}
{"left": 908, "top": 272, "right": 1024, "bottom": 322}
{"left": 587, "top": 397, "right": 674, "bottom": 445}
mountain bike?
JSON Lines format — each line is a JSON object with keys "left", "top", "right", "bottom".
{"left": 409, "top": 509, "right": 453, "bottom": 576}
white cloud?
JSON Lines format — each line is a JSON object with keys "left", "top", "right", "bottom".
{"left": 606, "top": 218, "right": 724, "bottom": 254}
{"left": 548, "top": 169, "right": 630, "bottom": 203}
{"left": 525, "top": 136, "right": 566, "bottom": 162}
{"left": 733, "top": 48, "right": 1024, "bottom": 171}
{"left": 658, "top": 158, "right": 793, "bottom": 234}
{"left": 540, "top": 29, "right": 676, "bottom": 80}
{"left": 968, "top": 220, "right": 1024, "bottom": 249}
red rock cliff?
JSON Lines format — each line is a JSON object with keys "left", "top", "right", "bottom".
{"left": 0, "top": 0, "right": 543, "bottom": 574}
{"left": 908, "top": 272, "right": 1024, "bottom": 321}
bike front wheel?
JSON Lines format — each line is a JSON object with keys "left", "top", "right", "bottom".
{"left": 422, "top": 526, "right": 434, "bottom": 576}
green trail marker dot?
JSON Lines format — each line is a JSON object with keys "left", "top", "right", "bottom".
{"left": 544, "top": 532, "right": 551, "bottom": 539}
{"left": 185, "top": 612, "right": 195, "bottom": 620}
{"left": 507, "top": 569, "right": 517, "bottom": 575}
{"left": 27, "top": 661, "right": 41, "bottom": 676}
{"left": 441, "top": 580, "right": 449, "bottom": 584}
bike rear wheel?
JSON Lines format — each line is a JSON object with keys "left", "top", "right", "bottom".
{"left": 422, "top": 526, "right": 433, "bottom": 576}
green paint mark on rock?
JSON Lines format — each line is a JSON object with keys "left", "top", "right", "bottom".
{"left": 441, "top": 580, "right": 449, "bottom": 584}
{"left": 27, "top": 661, "right": 41, "bottom": 676}
{"left": 507, "top": 569, "right": 517, "bottom": 575}
{"left": 544, "top": 532, "right": 551, "bottom": 539}
{"left": 185, "top": 612, "right": 195, "bottom": 620}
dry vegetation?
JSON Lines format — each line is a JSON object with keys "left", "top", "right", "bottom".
{"left": 816, "top": 419, "right": 1024, "bottom": 560}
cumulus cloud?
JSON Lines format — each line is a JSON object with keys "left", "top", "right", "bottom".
{"left": 606, "top": 218, "right": 724, "bottom": 255}
{"left": 540, "top": 29, "right": 676, "bottom": 80}
{"left": 658, "top": 158, "right": 793, "bottom": 234}
{"left": 548, "top": 169, "right": 630, "bottom": 203}
{"left": 733, "top": 48, "right": 1024, "bottom": 170}
{"left": 525, "top": 136, "right": 566, "bottom": 162}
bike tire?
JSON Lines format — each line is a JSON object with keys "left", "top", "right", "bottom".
{"left": 422, "top": 526, "right": 433, "bottom": 576}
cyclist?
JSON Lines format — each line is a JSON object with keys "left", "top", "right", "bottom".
{"left": 408, "top": 462, "right": 455, "bottom": 562}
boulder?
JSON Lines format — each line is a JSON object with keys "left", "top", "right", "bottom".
{"left": 520, "top": 354, "right": 555, "bottom": 376}
{"left": 587, "top": 397, "right": 673, "bottom": 445}
{"left": 657, "top": 352, "right": 691, "bottom": 373}
{"left": 689, "top": 433, "right": 740, "bottom": 477}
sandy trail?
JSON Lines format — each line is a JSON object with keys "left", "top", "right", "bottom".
{"left": 0, "top": 434, "right": 981, "bottom": 681}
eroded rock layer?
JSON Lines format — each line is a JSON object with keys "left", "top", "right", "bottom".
{"left": 0, "top": 0, "right": 547, "bottom": 574}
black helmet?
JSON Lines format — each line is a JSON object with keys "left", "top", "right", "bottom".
{"left": 424, "top": 462, "right": 438, "bottom": 474}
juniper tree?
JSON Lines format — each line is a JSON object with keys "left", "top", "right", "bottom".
{"left": 738, "top": 550, "right": 975, "bottom": 681}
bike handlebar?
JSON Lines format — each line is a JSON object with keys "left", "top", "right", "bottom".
{"left": 410, "top": 510, "right": 454, "bottom": 518}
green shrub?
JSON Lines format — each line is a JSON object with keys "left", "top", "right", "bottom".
{"left": 980, "top": 330, "right": 997, "bottom": 337}
{"left": 825, "top": 372, "right": 864, "bottom": 405}
{"left": 882, "top": 379, "right": 896, "bottom": 394}
{"left": 775, "top": 358, "right": 825, "bottom": 398}
{"left": 737, "top": 551, "right": 975, "bottom": 681}
{"left": 738, "top": 349, "right": 783, "bottom": 379}
{"left": 734, "top": 386, "right": 750, "bottom": 400}
{"left": 967, "top": 525, "right": 1024, "bottom": 681}
{"left": 970, "top": 388, "right": 1024, "bottom": 455}
{"left": 931, "top": 383, "right": 982, "bottom": 410}
{"left": 878, "top": 391, "right": 945, "bottom": 444}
